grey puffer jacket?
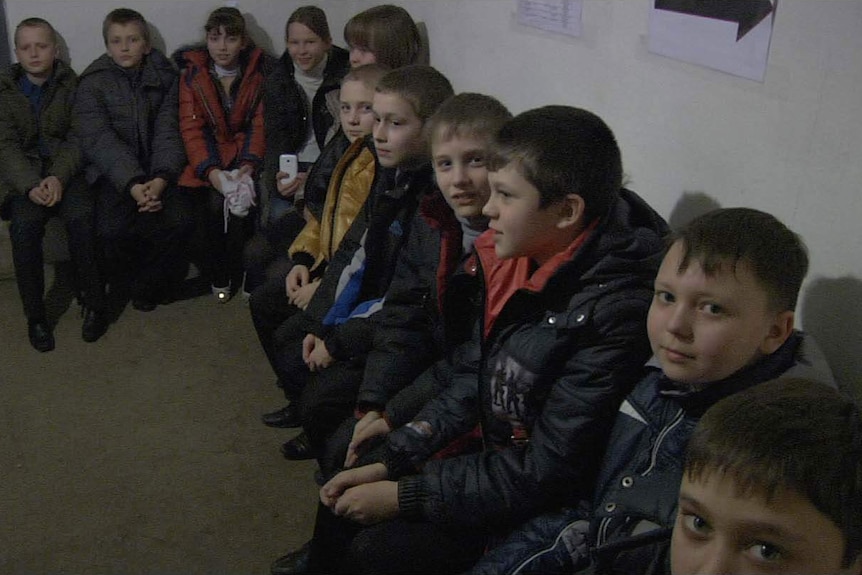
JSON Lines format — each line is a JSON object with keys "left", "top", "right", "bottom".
{"left": 72, "top": 49, "right": 185, "bottom": 192}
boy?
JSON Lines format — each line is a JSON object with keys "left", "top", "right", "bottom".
{"left": 301, "top": 106, "right": 668, "bottom": 575}
{"left": 470, "top": 208, "right": 835, "bottom": 575}
{"left": 269, "top": 91, "right": 511, "bottom": 575}
{"left": 0, "top": 17, "right": 106, "bottom": 351}
{"left": 253, "top": 66, "right": 452, "bottom": 447}
{"left": 671, "top": 377, "right": 861, "bottom": 575}
{"left": 73, "top": 8, "right": 193, "bottom": 312}
{"left": 251, "top": 63, "right": 403, "bottom": 429}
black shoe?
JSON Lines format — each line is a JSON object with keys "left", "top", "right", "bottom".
{"left": 261, "top": 404, "right": 302, "bottom": 428}
{"left": 281, "top": 432, "right": 317, "bottom": 461}
{"left": 271, "top": 541, "right": 310, "bottom": 575}
{"left": 132, "top": 297, "right": 158, "bottom": 312}
{"left": 28, "top": 321, "right": 55, "bottom": 352}
{"left": 81, "top": 308, "right": 108, "bottom": 342}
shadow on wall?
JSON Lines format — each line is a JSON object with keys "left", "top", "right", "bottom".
{"left": 802, "top": 277, "right": 862, "bottom": 403}
{"left": 667, "top": 191, "right": 722, "bottom": 231}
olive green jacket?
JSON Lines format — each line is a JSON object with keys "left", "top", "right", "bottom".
{"left": 0, "top": 61, "right": 82, "bottom": 207}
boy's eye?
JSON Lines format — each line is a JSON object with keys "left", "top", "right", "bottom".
{"left": 360, "top": 104, "right": 374, "bottom": 114}
{"left": 655, "top": 290, "right": 675, "bottom": 304}
{"left": 435, "top": 159, "right": 452, "bottom": 170}
{"left": 468, "top": 156, "right": 486, "bottom": 167}
{"left": 680, "top": 512, "right": 711, "bottom": 537}
{"left": 745, "top": 541, "right": 784, "bottom": 564}
{"left": 701, "top": 302, "right": 723, "bottom": 315}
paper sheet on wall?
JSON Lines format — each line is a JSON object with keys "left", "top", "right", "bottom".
{"left": 517, "top": 0, "right": 583, "bottom": 38}
{"left": 648, "top": 0, "right": 777, "bottom": 82}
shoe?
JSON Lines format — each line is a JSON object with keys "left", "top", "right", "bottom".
{"left": 281, "top": 432, "right": 316, "bottom": 461}
{"left": 28, "top": 321, "right": 55, "bottom": 352}
{"left": 270, "top": 541, "right": 310, "bottom": 575}
{"left": 261, "top": 404, "right": 302, "bottom": 428}
{"left": 81, "top": 308, "right": 108, "bottom": 342}
{"left": 132, "top": 297, "right": 158, "bottom": 312}
{"left": 212, "top": 284, "right": 231, "bottom": 303}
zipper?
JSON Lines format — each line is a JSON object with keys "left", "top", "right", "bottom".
{"left": 641, "top": 408, "right": 684, "bottom": 477}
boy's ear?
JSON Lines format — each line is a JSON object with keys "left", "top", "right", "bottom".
{"left": 758, "top": 310, "right": 795, "bottom": 355}
{"left": 555, "top": 193, "right": 586, "bottom": 230}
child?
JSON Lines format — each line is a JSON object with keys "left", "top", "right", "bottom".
{"left": 267, "top": 94, "right": 511, "bottom": 574}
{"left": 260, "top": 5, "right": 349, "bottom": 234}
{"left": 335, "top": 92, "right": 514, "bottom": 475}
{"left": 251, "top": 63, "right": 389, "bottom": 430}
{"left": 298, "top": 106, "right": 668, "bottom": 575}
{"left": 343, "top": 4, "right": 422, "bottom": 68}
{"left": 671, "top": 377, "right": 861, "bottom": 575}
{"left": 269, "top": 66, "right": 453, "bottom": 462}
{"left": 176, "top": 7, "right": 267, "bottom": 301}
{"left": 0, "top": 17, "right": 106, "bottom": 351}
{"left": 73, "top": 8, "right": 193, "bottom": 312}
{"left": 470, "top": 208, "right": 835, "bottom": 575}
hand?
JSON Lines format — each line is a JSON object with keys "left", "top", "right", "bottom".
{"left": 276, "top": 171, "right": 307, "bottom": 198}
{"left": 40, "top": 176, "right": 63, "bottom": 206}
{"left": 27, "top": 185, "right": 51, "bottom": 206}
{"left": 303, "top": 335, "right": 333, "bottom": 372}
{"left": 320, "top": 462, "right": 389, "bottom": 508}
{"left": 345, "top": 411, "right": 392, "bottom": 468}
{"left": 208, "top": 168, "right": 225, "bottom": 193}
{"left": 130, "top": 183, "right": 151, "bottom": 210}
{"left": 145, "top": 177, "right": 167, "bottom": 200}
{"left": 286, "top": 265, "right": 310, "bottom": 297}
{"left": 333, "top": 481, "right": 400, "bottom": 525}
{"left": 290, "top": 280, "right": 319, "bottom": 310}
{"left": 236, "top": 164, "right": 254, "bottom": 179}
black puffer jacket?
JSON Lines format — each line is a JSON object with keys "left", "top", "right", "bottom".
{"left": 356, "top": 188, "right": 481, "bottom": 418}
{"left": 72, "top": 50, "right": 185, "bottom": 191}
{"left": 0, "top": 61, "right": 81, "bottom": 206}
{"left": 261, "top": 46, "right": 350, "bottom": 201}
{"left": 384, "top": 189, "right": 669, "bottom": 530}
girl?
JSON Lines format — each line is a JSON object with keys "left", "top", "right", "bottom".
{"left": 178, "top": 7, "right": 266, "bottom": 301}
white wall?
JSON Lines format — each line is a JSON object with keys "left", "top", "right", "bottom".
{"left": 6, "top": 0, "right": 862, "bottom": 396}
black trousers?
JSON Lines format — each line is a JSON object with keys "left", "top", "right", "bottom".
{"left": 307, "top": 501, "right": 488, "bottom": 575}
{"left": 191, "top": 186, "right": 255, "bottom": 289}
{"left": 4, "top": 175, "right": 104, "bottom": 322}
{"left": 96, "top": 179, "right": 194, "bottom": 301}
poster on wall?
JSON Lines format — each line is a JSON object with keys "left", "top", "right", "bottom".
{"left": 648, "top": 0, "right": 777, "bottom": 81}
{"left": 516, "top": 0, "right": 583, "bottom": 38}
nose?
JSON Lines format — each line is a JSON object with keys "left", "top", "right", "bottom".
{"left": 373, "top": 121, "right": 387, "bottom": 142}
{"left": 666, "top": 304, "right": 693, "bottom": 340}
{"left": 348, "top": 108, "right": 360, "bottom": 125}
{"left": 349, "top": 47, "right": 363, "bottom": 65}
{"left": 452, "top": 164, "right": 470, "bottom": 187}
{"left": 482, "top": 194, "right": 498, "bottom": 219}
{"left": 693, "top": 544, "right": 739, "bottom": 575}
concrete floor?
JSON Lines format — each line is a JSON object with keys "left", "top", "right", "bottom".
{"left": 0, "top": 258, "right": 319, "bottom": 574}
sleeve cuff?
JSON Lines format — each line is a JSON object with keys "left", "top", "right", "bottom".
{"left": 397, "top": 476, "right": 425, "bottom": 519}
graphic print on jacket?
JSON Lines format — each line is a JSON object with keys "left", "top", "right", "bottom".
{"left": 491, "top": 354, "right": 539, "bottom": 428}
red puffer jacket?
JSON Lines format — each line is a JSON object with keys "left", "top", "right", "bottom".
{"left": 177, "top": 46, "right": 267, "bottom": 187}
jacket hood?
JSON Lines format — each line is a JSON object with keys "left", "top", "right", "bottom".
{"left": 557, "top": 188, "right": 669, "bottom": 288}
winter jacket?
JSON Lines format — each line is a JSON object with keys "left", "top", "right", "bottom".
{"left": 261, "top": 46, "right": 350, "bottom": 203}
{"left": 0, "top": 61, "right": 81, "bottom": 207}
{"left": 470, "top": 332, "right": 836, "bottom": 575}
{"left": 384, "top": 188, "right": 669, "bottom": 530}
{"left": 175, "top": 46, "right": 268, "bottom": 187}
{"left": 73, "top": 50, "right": 185, "bottom": 193}
{"left": 356, "top": 188, "right": 481, "bottom": 418}
{"left": 289, "top": 135, "right": 376, "bottom": 274}
{"left": 285, "top": 160, "right": 436, "bottom": 365}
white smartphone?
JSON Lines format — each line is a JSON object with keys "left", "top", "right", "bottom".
{"left": 279, "top": 154, "right": 298, "bottom": 186}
